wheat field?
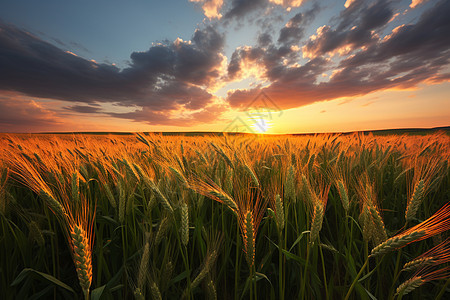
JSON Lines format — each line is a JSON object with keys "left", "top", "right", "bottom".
{"left": 0, "top": 132, "right": 449, "bottom": 299}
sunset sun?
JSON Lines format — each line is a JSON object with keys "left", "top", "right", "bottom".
{"left": 250, "top": 117, "right": 272, "bottom": 133}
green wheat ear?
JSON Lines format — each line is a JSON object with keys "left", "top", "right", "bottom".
{"left": 70, "top": 224, "right": 92, "bottom": 300}
{"left": 39, "top": 189, "right": 67, "bottom": 219}
{"left": 405, "top": 179, "right": 424, "bottom": 222}
{"left": 395, "top": 277, "right": 424, "bottom": 296}
{"left": 275, "top": 194, "right": 285, "bottom": 231}
{"left": 370, "top": 230, "right": 426, "bottom": 257}
{"left": 337, "top": 180, "right": 349, "bottom": 212}
{"left": 245, "top": 211, "right": 255, "bottom": 267}
{"left": 137, "top": 242, "right": 150, "bottom": 291}
{"left": 181, "top": 201, "right": 189, "bottom": 246}
{"left": 310, "top": 202, "right": 324, "bottom": 244}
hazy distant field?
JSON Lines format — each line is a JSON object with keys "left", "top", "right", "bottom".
{"left": 0, "top": 132, "right": 449, "bottom": 299}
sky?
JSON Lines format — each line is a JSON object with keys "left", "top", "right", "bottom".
{"left": 0, "top": 0, "right": 449, "bottom": 134}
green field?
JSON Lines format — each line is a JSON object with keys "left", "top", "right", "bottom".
{"left": 0, "top": 132, "right": 449, "bottom": 299}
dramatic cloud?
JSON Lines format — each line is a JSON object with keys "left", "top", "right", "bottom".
{"left": 410, "top": 0, "right": 430, "bottom": 9}
{"left": 190, "top": 0, "right": 224, "bottom": 19}
{"left": 344, "top": 0, "right": 358, "bottom": 9}
{"left": 0, "top": 93, "right": 63, "bottom": 132}
{"left": 303, "top": 0, "right": 393, "bottom": 58}
{"left": 64, "top": 104, "right": 103, "bottom": 114}
{"left": 110, "top": 102, "right": 227, "bottom": 126}
{"left": 224, "top": 0, "right": 268, "bottom": 19}
{"left": 1, "top": 0, "right": 448, "bottom": 132}
{"left": 269, "top": 0, "right": 306, "bottom": 9}
{"left": 226, "top": 0, "right": 450, "bottom": 110}
{"left": 278, "top": 13, "right": 307, "bottom": 45}
{"left": 340, "top": 0, "right": 450, "bottom": 71}
{"left": 223, "top": 0, "right": 308, "bottom": 20}
{"left": 228, "top": 5, "right": 319, "bottom": 81}
{"left": 278, "top": 5, "right": 319, "bottom": 45}
{"left": 0, "top": 23, "right": 227, "bottom": 125}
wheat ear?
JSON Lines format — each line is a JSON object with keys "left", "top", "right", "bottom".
{"left": 137, "top": 241, "right": 150, "bottom": 291}
{"left": 181, "top": 201, "right": 189, "bottom": 246}
{"left": 337, "top": 180, "right": 349, "bottom": 212}
{"left": 402, "top": 257, "right": 435, "bottom": 272}
{"left": 310, "top": 202, "right": 324, "bottom": 244}
{"left": 39, "top": 189, "right": 67, "bottom": 219}
{"left": 395, "top": 277, "right": 424, "bottom": 296}
{"left": 370, "top": 230, "right": 426, "bottom": 257}
{"left": 275, "top": 194, "right": 285, "bottom": 231}
{"left": 405, "top": 179, "right": 424, "bottom": 222}
{"left": 371, "top": 202, "right": 450, "bottom": 257}
{"left": 70, "top": 224, "right": 93, "bottom": 300}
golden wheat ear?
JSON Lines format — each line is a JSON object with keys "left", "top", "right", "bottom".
{"left": 371, "top": 202, "right": 450, "bottom": 257}
{"left": 402, "top": 237, "right": 450, "bottom": 272}
{"left": 396, "top": 266, "right": 450, "bottom": 296}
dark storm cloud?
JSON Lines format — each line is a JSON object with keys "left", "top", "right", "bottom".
{"left": 278, "top": 25, "right": 304, "bottom": 45}
{"left": 0, "top": 23, "right": 226, "bottom": 124}
{"left": 227, "top": 5, "right": 320, "bottom": 81}
{"left": 64, "top": 104, "right": 103, "bottom": 114}
{"left": 278, "top": 5, "right": 320, "bottom": 45}
{"left": 257, "top": 32, "right": 272, "bottom": 47}
{"left": 303, "top": 0, "right": 393, "bottom": 58}
{"left": 224, "top": 0, "right": 268, "bottom": 20}
{"left": 340, "top": 0, "right": 450, "bottom": 69}
{"left": 226, "top": 0, "right": 449, "bottom": 110}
